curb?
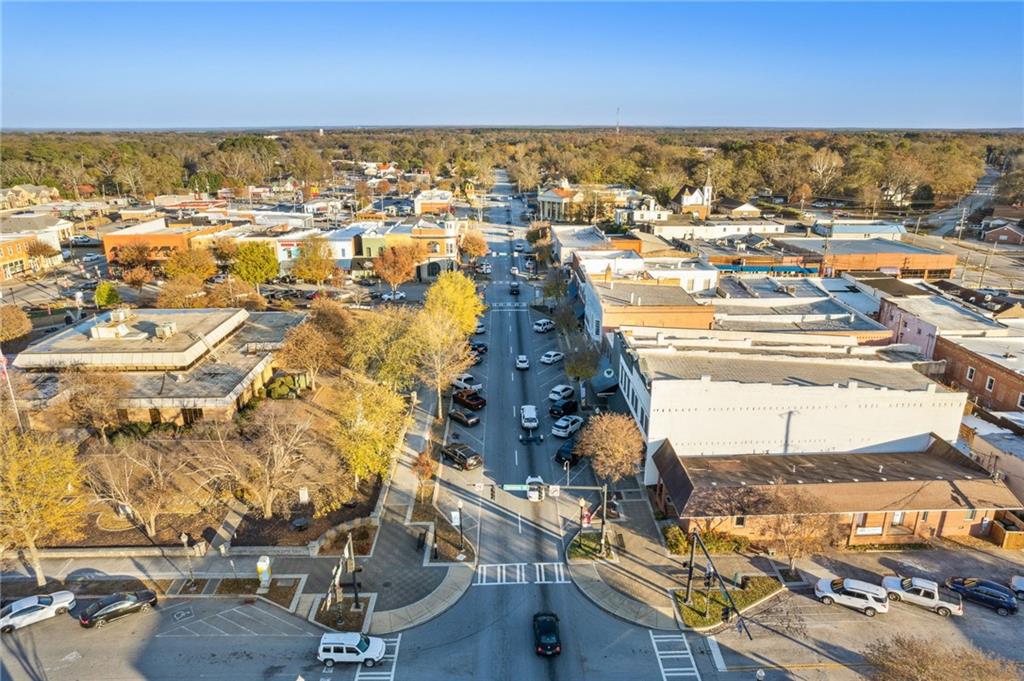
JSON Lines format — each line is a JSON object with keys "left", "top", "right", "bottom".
{"left": 680, "top": 582, "right": 787, "bottom": 634}
{"left": 367, "top": 563, "right": 475, "bottom": 635}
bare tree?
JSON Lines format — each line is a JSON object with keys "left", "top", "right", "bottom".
{"left": 60, "top": 369, "right": 130, "bottom": 445}
{"left": 277, "top": 322, "right": 338, "bottom": 390}
{"left": 862, "top": 634, "right": 1020, "bottom": 681}
{"left": 808, "top": 148, "right": 845, "bottom": 194}
{"left": 762, "top": 481, "right": 843, "bottom": 571}
{"left": 411, "top": 309, "right": 474, "bottom": 419}
{"left": 575, "top": 413, "right": 644, "bottom": 482}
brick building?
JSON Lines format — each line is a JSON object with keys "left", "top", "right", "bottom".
{"left": 774, "top": 238, "right": 956, "bottom": 279}
{"left": 935, "top": 335, "right": 1024, "bottom": 411}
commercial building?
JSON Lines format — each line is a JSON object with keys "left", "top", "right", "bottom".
{"left": 812, "top": 219, "right": 907, "bottom": 240}
{"left": 648, "top": 218, "right": 786, "bottom": 242}
{"left": 102, "top": 218, "right": 236, "bottom": 266}
{"left": 774, "top": 238, "right": 956, "bottom": 279}
{"left": 935, "top": 335, "right": 1024, "bottom": 412}
{"left": 582, "top": 275, "right": 714, "bottom": 345}
{"left": 878, "top": 294, "right": 1011, "bottom": 357}
{"left": 715, "top": 197, "right": 761, "bottom": 219}
{"left": 412, "top": 189, "right": 453, "bottom": 215}
{"left": 550, "top": 225, "right": 609, "bottom": 263}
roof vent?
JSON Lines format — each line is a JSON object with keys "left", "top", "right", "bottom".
{"left": 155, "top": 322, "right": 178, "bottom": 340}
{"left": 852, "top": 478, "right": 859, "bottom": 482}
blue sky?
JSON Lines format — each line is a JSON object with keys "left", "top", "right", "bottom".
{"left": 2, "top": 2, "right": 1021, "bottom": 129}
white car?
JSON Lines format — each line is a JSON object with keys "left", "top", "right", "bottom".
{"left": 880, "top": 575, "right": 963, "bottom": 617}
{"left": 452, "top": 373, "right": 483, "bottom": 392}
{"left": 381, "top": 290, "right": 407, "bottom": 302}
{"left": 520, "top": 404, "right": 538, "bottom": 429}
{"left": 317, "top": 632, "right": 386, "bottom": 668}
{"left": 81, "top": 253, "right": 104, "bottom": 264}
{"left": 0, "top": 591, "right": 76, "bottom": 633}
{"left": 526, "top": 475, "right": 545, "bottom": 502}
{"left": 551, "top": 415, "right": 584, "bottom": 438}
{"left": 514, "top": 243, "right": 525, "bottom": 252}
{"left": 548, "top": 384, "right": 574, "bottom": 401}
{"left": 815, "top": 578, "right": 889, "bottom": 617}
{"left": 540, "top": 351, "right": 564, "bottom": 365}
{"left": 533, "top": 319, "right": 555, "bottom": 333}
{"left": 475, "top": 321, "right": 486, "bottom": 334}
{"left": 510, "top": 267, "right": 519, "bottom": 276}
{"left": 515, "top": 355, "right": 530, "bottom": 370}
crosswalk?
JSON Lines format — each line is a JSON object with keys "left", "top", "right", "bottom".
{"left": 354, "top": 634, "right": 402, "bottom": 681}
{"left": 650, "top": 631, "right": 702, "bottom": 681}
{"left": 488, "top": 302, "right": 529, "bottom": 310}
{"left": 473, "top": 562, "right": 571, "bottom": 586}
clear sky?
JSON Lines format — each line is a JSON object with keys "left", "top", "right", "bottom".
{"left": 2, "top": 1, "right": 1021, "bottom": 130}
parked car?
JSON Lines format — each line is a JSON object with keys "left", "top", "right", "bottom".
{"left": 548, "top": 384, "right": 574, "bottom": 401}
{"left": 79, "top": 590, "right": 158, "bottom": 628}
{"left": 549, "top": 399, "right": 578, "bottom": 417}
{"left": 554, "top": 440, "right": 580, "bottom": 467}
{"left": 453, "top": 389, "right": 486, "bottom": 410}
{"left": 76, "top": 280, "right": 99, "bottom": 291}
{"left": 441, "top": 443, "right": 483, "bottom": 470}
{"left": 381, "top": 290, "right": 406, "bottom": 302}
{"left": 526, "top": 475, "right": 545, "bottom": 502}
{"left": 551, "top": 415, "right": 584, "bottom": 438}
{"left": 70, "top": 235, "right": 102, "bottom": 247}
{"left": 540, "top": 351, "right": 564, "bottom": 365}
{"left": 469, "top": 351, "right": 483, "bottom": 366}
{"left": 814, "top": 578, "right": 889, "bottom": 617}
{"left": 880, "top": 576, "right": 963, "bottom": 617}
{"left": 515, "top": 355, "right": 530, "bottom": 370}
{"left": 470, "top": 342, "right": 488, "bottom": 354}
{"left": 533, "top": 319, "right": 554, "bottom": 333}
{"left": 80, "top": 253, "right": 104, "bottom": 264}
{"left": 452, "top": 373, "right": 483, "bottom": 392}
{"left": 533, "top": 612, "right": 561, "bottom": 656}
{"left": 520, "top": 404, "right": 538, "bottom": 429}
{"left": 317, "top": 632, "right": 386, "bottom": 668}
{"left": 1012, "top": 575, "right": 1024, "bottom": 600}
{"left": 356, "top": 277, "right": 378, "bottom": 287}
{"left": 475, "top": 321, "right": 486, "bottom": 334}
{"left": 1, "top": 591, "right": 76, "bottom": 633}
{"left": 449, "top": 408, "right": 480, "bottom": 427}
{"left": 945, "top": 577, "right": 1018, "bottom": 616}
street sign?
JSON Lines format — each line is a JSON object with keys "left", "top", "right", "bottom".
{"left": 450, "top": 511, "right": 461, "bottom": 526}
{"left": 474, "top": 483, "right": 484, "bottom": 492}
{"left": 548, "top": 485, "right": 561, "bottom": 497}
{"left": 503, "top": 484, "right": 530, "bottom": 491}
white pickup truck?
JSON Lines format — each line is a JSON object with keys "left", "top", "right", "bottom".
{"left": 881, "top": 576, "right": 964, "bottom": 617}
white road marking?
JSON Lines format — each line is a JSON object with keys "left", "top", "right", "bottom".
{"left": 514, "top": 449, "right": 518, "bottom": 466}
{"left": 354, "top": 634, "right": 401, "bottom": 681}
{"left": 518, "top": 513, "right": 523, "bottom": 533}
{"left": 707, "top": 636, "right": 727, "bottom": 671}
{"left": 473, "top": 562, "right": 571, "bottom": 586}
{"left": 650, "top": 631, "right": 702, "bottom": 680}
{"left": 534, "top": 562, "right": 569, "bottom": 584}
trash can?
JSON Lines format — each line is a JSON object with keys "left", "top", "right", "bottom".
{"left": 256, "top": 555, "right": 272, "bottom": 588}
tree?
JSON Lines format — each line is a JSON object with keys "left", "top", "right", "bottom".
{"left": 542, "top": 268, "right": 568, "bottom": 301}
{"left": 26, "top": 240, "right": 59, "bottom": 271}
{"left": 330, "top": 378, "right": 409, "bottom": 489}
{"left": 94, "top": 280, "right": 122, "bottom": 308}
{"left": 86, "top": 439, "right": 195, "bottom": 538}
{"left": 808, "top": 148, "right": 844, "bottom": 194}
{"left": 115, "top": 240, "right": 152, "bottom": 268}
{"left": 762, "top": 482, "right": 843, "bottom": 571}
{"left": 412, "top": 309, "right": 474, "bottom": 419}
{"left": 165, "top": 248, "right": 217, "bottom": 281}
{"left": 423, "top": 271, "right": 485, "bottom": 337}
{"left": 230, "top": 242, "right": 279, "bottom": 293}
{"left": 575, "top": 413, "right": 643, "bottom": 482}
{"left": 374, "top": 245, "right": 417, "bottom": 295}
{"left": 460, "top": 230, "right": 488, "bottom": 262}
{"left": 292, "top": 235, "right": 335, "bottom": 288}
{"left": 210, "top": 237, "right": 240, "bottom": 266}
{"left": 997, "top": 169, "right": 1024, "bottom": 205}
{"left": 552, "top": 301, "right": 578, "bottom": 335}
{"left": 206, "top": 278, "right": 267, "bottom": 310}
{"left": 862, "top": 634, "right": 1019, "bottom": 681}
{"left": 122, "top": 266, "right": 153, "bottom": 291}
{"left": 564, "top": 335, "right": 599, "bottom": 384}
{"left": 277, "top": 322, "right": 337, "bottom": 390}
{"left": 345, "top": 307, "right": 419, "bottom": 390}
{"left": 0, "top": 305, "right": 32, "bottom": 343}
{"left": 156, "top": 274, "right": 205, "bottom": 308}
{"left": 60, "top": 369, "right": 130, "bottom": 445}
{"left": 789, "top": 183, "right": 812, "bottom": 208}
{"left": 0, "top": 427, "right": 86, "bottom": 586}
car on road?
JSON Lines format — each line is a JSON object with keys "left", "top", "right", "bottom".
{"left": 510, "top": 282, "right": 520, "bottom": 295}
{"left": 452, "top": 373, "right": 483, "bottom": 392}
{"left": 510, "top": 267, "right": 519, "bottom": 276}
{"left": 880, "top": 576, "right": 963, "bottom": 617}
{"left": 526, "top": 475, "right": 545, "bottom": 502}
{"left": 533, "top": 319, "right": 554, "bottom": 333}
{"left": 516, "top": 355, "right": 530, "bottom": 370}
{"left": 549, "top": 399, "right": 578, "bottom": 417}
{"left": 514, "top": 243, "right": 525, "bottom": 252}
{"left": 470, "top": 342, "right": 488, "bottom": 354}
{"left": 551, "top": 415, "right": 584, "bottom": 438}
{"left": 540, "top": 351, "right": 564, "bottom": 364}
{"left": 317, "top": 632, "right": 386, "bottom": 668}
{"left": 554, "top": 440, "right": 580, "bottom": 467}
{"left": 449, "top": 408, "right": 480, "bottom": 427}
{"left": 1, "top": 591, "right": 76, "bottom": 633}
{"left": 381, "top": 290, "right": 407, "bottom": 302}
{"left": 441, "top": 443, "right": 483, "bottom": 470}
{"left": 520, "top": 404, "right": 538, "bottom": 429}
{"left": 533, "top": 612, "right": 561, "bottom": 656}
{"left": 453, "top": 389, "right": 486, "bottom": 410}
{"left": 76, "top": 280, "right": 100, "bottom": 290}
{"left": 475, "top": 321, "right": 486, "bottom": 334}
{"left": 70, "top": 235, "right": 102, "bottom": 247}
{"left": 506, "top": 228, "right": 514, "bottom": 236}
{"left": 814, "top": 578, "right": 889, "bottom": 617}
{"left": 79, "top": 590, "right": 158, "bottom": 628}
{"left": 944, "top": 577, "right": 1018, "bottom": 616}
{"left": 1012, "top": 575, "right": 1024, "bottom": 600}
{"left": 548, "top": 384, "right": 574, "bottom": 401}
{"left": 81, "top": 253, "right": 104, "bottom": 264}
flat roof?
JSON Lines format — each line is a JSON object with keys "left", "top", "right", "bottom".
{"left": 848, "top": 273, "right": 930, "bottom": 298}
{"left": 944, "top": 336, "right": 1024, "bottom": 375}
{"left": 592, "top": 281, "right": 698, "bottom": 307}
{"left": 888, "top": 295, "right": 1007, "bottom": 332}
{"left": 775, "top": 238, "right": 944, "bottom": 256}
{"left": 551, "top": 225, "right": 608, "bottom": 250}
{"left": 716, "top": 277, "right": 825, "bottom": 300}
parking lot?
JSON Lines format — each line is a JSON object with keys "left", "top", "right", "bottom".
{"left": 0, "top": 597, "right": 381, "bottom": 681}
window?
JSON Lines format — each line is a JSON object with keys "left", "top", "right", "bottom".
{"left": 965, "top": 510, "right": 977, "bottom": 521}
{"left": 1018, "top": 393, "right": 1024, "bottom": 409}
{"left": 734, "top": 516, "right": 746, "bottom": 528}
{"left": 966, "top": 367, "right": 976, "bottom": 381}
{"left": 921, "top": 511, "right": 929, "bottom": 522}
{"left": 985, "top": 377, "right": 995, "bottom": 392}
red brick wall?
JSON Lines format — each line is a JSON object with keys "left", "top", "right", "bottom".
{"left": 934, "top": 336, "right": 1024, "bottom": 411}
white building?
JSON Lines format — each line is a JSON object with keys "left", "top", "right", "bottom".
{"left": 614, "top": 197, "right": 671, "bottom": 226}
{"left": 650, "top": 219, "right": 786, "bottom": 241}
{"left": 614, "top": 330, "right": 967, "bottom": 484}
{"left": 550, "top": 225, "right": 609, "bottom": 262}
{"left": 878, "top": 295, "right": 1012, "bottom": 358}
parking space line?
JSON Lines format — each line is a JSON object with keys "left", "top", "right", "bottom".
{"left": 192, "top": 619, "right": 232, "bottom": 636}
{"left": 255, "top": 604, "right": 316, "bottom": 635}
{"left": 216, "top": 612, "right": 258, "bottom": 635}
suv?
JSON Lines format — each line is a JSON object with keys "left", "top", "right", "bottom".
{"left": 945, "top": 577, "right": 1018, "bottom": 616}
{"left": 454, "top": 389, "right": 486, "bottom": 410}
{"left": 449, "top": 408, "right": 480, "bottom": 427}
{"left": 441, "top": 443, "right": 483, "bottom": 470}
{"left": 554, "top": 440, "right": 580, "bottom": 467}
{"left": 815, "top": 578, "right": 889, "bottom": 617}
{"left": 533, "top": 319, "right": 554, "bottom": 333}
{"left": 520, "top": 405, "right": 538, "bottom": 429}
{"left": 317, "top": 632, "right": 386, "bottom": 668}
{"left": 549, "top": 399, "right": 578, "bottom": 417}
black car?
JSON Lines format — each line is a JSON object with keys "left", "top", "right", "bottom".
{"left": 510, "top": 282, "right": 520, "bottom": 295}
{"left": 549, "top": 399, "right": 578, "bottom": 417}
{"left": 441, "top": 443, "right": 483, "bottom": 470}
{"left": 76, "top": 280, "right": 99, "bottom": 291}
{"left": 470, "top": 351, "right": 483, "bottom": 366}
{"left": 533, "top": 612, "right": 561, "bottom": 656}
{"left": 470, "top": 342, "right": 488, "bottom": 355}
{"left": 79, "top": 590, "right": 157, "bottom": 628}
{"left": 945, "top": 577, "right": 1018, "bottom": 616}
{"left": 453, "top": 389, "right": 486, "bottom": 410}
{"left": 554, "top": 440, "right": 580, "bottom": 467}
{"left": 450, "top": 408, "right": 480, "bottom": 427}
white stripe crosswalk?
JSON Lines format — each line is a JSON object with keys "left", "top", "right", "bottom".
{"left": 650, "top": 631, "right": 702, "bottom": 680}
{"left": 473, "top": 562, "right": 570, "bottom": 586}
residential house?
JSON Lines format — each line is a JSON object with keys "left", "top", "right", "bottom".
{"left": 669, "top": 180, "right": 713, "bottom": 219}
{"left": 715, "top": 196, "right": 761, "bottom": 219}
{"left": 614, "top": 196, "right": 671, "bottom": 226}
{"left": 0, "top": 184, "right": 60, "bottom": 210}
{"left": 982, "top": 222, "right": 1024, "bottom": 245}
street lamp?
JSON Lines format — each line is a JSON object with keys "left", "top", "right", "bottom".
{"left": 457, "top": 499, "right": 465, "bottom": 551}
{"left": 577, "top": 497, "right": 586, "bottom": 546}
{"left": 179, "top": 532, "right": 194, "bottom": 587}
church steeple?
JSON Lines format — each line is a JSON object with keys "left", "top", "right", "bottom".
{"left": 703, "top": 169, "right": 713, "bottom": 208}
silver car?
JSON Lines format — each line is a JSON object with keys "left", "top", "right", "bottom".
{"left": 1, "top": 591, "right": 77, "bottom": 633}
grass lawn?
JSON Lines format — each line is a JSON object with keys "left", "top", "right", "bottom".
{"left": 314, "top": 596, "right": 370, "bottom": 632}
{"left": 566, "top": 532, "right": 604, "bottom": 560}
{"left": 675, "top": 576, "right": 783, "bottom": 629}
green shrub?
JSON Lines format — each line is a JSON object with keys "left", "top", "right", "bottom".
{"left": 662, "top": 526, "right": 751, "bottom": 555}
{"left": 663, "top": 525, "right": 688, "bottom": 555}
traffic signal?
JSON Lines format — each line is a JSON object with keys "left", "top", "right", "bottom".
{"left": 490, "top": 484, "right": 496, "bottom": 501}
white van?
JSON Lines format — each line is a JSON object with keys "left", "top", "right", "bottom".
{"left": 521, "top": 404, "right": 538, "bottom": 429}
{"left": 815, "top": 578, "right": 889, "bottom": 617}
{"left": 317, "top": 632, "right": 386, "bottom": 668}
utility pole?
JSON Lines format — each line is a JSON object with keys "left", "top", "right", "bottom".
{"left": 956, "top": 208, "right": 967, "bottom": 243}
{"left": 0, "top": 353, "right": 23, "bottom": 432}
{"left": 960, "top": 253, "right": 970, "bottom": 283}
{"left": 979, "top": 242, "right": 996, "bottom": 288}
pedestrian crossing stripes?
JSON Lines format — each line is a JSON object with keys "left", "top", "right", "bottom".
{"left": 354, "top": 634, "right": 402, "bottom": 681}
{"left": 473, "top": 562, "right": 571, "bottom": 586}
{"left": 488, "top": 302, "right": 529, "bottom": 310}
{"left": 650, "top": 631, "right": 702, "bottom": 680}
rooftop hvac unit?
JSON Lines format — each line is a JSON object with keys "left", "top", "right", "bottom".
{"left": 110, "top": 308, "right": 129, "bottom": 323}
{"left": 155, "top": 322, "right": 178, "bottom": 339}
